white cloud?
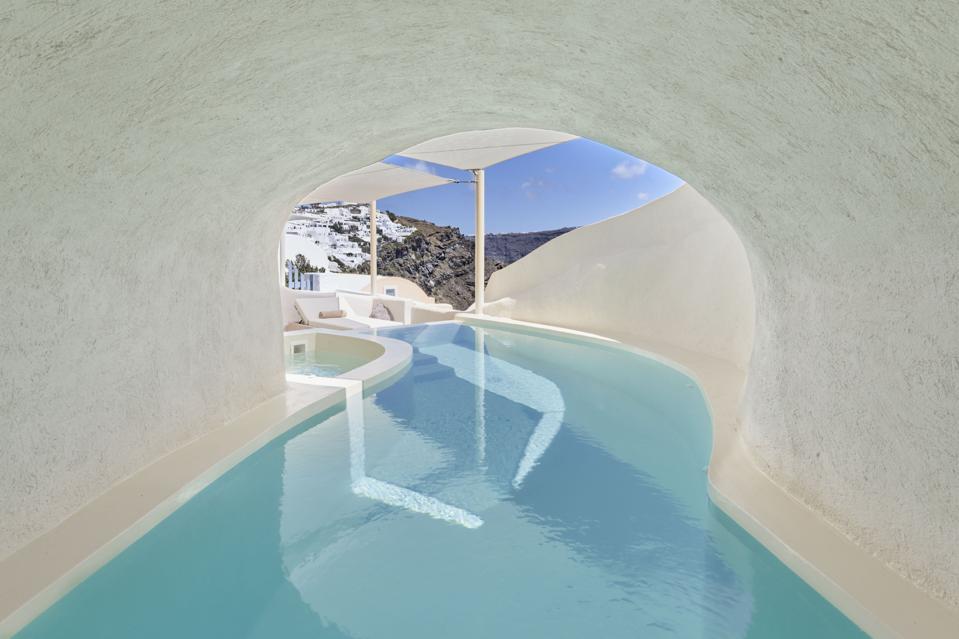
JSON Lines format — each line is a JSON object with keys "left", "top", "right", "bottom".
{"left": 411, "top": 160, "right": 436, "bottom": 175}
{"left": 637, "top": 192, "right": 649, "bottom": 200}
{"left": 612, "top": 160, "right": 648, "bottom": 179}
{"left": 521, "top": 177, "right": 547, "bottom": 200}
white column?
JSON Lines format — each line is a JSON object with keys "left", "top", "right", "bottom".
{"left": 474, "top": 168, "right": 485, "bottom": 313}
{"left": 369, "top": 199, "right": 377, "bottom": 296}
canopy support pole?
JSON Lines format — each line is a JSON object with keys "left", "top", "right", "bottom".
{"left": 369, "top": 199, "right": 377, "bottom": 296}
{"left": 474, "top": 168, "right": 485, "bottom": 314}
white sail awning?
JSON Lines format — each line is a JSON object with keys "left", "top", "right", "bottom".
{"left": 397, "top": 128, "right": 578, "bottom": 170}
{"left": 299, "top": 161, "right": 453, "bottom": 205}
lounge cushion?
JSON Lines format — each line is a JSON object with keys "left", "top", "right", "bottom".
{"left": 306, "top": 316, "right": 400, "bottom": 330}
{"left": 294, "top": 296, "right": 340, "bottom": 323}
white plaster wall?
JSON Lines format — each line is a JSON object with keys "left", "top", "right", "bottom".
{"left": 1, "top": 0, "right": 957, "bottom": 607}
{"left": 484, "top": 185, "right": 755, "bottom": 369}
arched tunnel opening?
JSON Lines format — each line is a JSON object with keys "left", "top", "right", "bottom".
{"left": 1, "top": 4, "right": 957, "bottom": 638}
{"left": 276, "top": 128, "right": 755, "bottom": 375}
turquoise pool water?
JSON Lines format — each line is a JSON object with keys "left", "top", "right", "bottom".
{"left": 285, "top": 349, "right": 371, "bottom": 378}
{"left": 18, "top": 323, "right": 867, "bottom": 638}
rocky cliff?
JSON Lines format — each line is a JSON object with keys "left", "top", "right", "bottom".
{"left": 348, "top": 213, "right": 574, "bottom": 310}
{"left": 484, "top": 227, "right": 577, "bottom": 264}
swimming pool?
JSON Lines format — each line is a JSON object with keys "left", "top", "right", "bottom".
{"left": 284, "top": 331, "right": 386, "bottom": 378}
{"left": 17, "top": 323, "right": 866, "bottom": 638}
{"left": 285, "top": 350, "right": 368, "bottom": 377}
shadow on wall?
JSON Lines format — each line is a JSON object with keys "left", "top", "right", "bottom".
{"left": 484, "top": 184, "right": 756, "bottom": 371}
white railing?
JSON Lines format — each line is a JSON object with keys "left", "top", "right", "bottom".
{"left": 285, "top": 263, "right": 316, "bottom": 290}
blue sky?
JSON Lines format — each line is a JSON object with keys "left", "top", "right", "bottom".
{"left": 380, "top": 137, "right": 683, "bottom": 235}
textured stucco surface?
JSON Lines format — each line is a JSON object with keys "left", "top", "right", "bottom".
{"left": 484, "top": 185, "right": 756, "bottom": 369}
{"left": 1, "top": 0, "right": 957, "bottom": 607}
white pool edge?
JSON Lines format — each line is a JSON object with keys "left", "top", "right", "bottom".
{"left": 0, "top": 332, "right": 412, "bottom": 638}
{"left": 457, "top": 313, "right": 959, "bottom": 639}
{"left": 3, "top": 317, "right": 956, "bottom": 638}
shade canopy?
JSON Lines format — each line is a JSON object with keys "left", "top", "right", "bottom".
{"left": 398, "top": 128, "right": 579, "bottom": 170}
{"left": 299, "top": 161, "right": 453, "bottom": 204}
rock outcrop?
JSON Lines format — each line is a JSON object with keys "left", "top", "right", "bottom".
{"left": 348, "top": 213, "right": 573, "bottom": 310}
{"left": 484, "top": 227, "right": 577, "bottom": 264}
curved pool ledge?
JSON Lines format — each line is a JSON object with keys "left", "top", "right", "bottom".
{"left": 0, "top": 331, "right": 412, "bottom": 638}
{"left": 283, "top": 328, "right": 414, "bottom": 390}
{"left": 457, "top": 313, "right": 959, "bottom": 639}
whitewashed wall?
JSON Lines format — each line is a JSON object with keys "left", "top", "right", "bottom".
{"left": 484, "top": 185, "right": 755, "bottom": 370}
{"left": 0, "top": 0, "right": 956, "bottom": 608}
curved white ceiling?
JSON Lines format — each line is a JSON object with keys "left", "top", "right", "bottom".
{"left": 299, "top": 161, "right": 452, "bottom": 205}
{"left": 398, "top": 127, "right": 578, "bottom": 170}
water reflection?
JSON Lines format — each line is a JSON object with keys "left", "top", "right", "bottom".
{"left": 411, "top": 325, "right": 566, "bottom": 490}
{"left": 344, "top": 379, "right": 483, "bottom": 528}
{"left": 18, "top": 323, "right": 868, "bottom": 639}
{"left": 339, "top": 325, "right": 567, "bottom": 528}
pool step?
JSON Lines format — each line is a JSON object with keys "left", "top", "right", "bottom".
{"left": 413, "top": 365, "right": 454, "bottom": 382}
{"left": 411, "top": 352, "right": 454, "bottom": 382}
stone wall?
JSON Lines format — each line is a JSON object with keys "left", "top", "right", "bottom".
{"left": 1, "top": 0, "right": 956, "bottom": 606}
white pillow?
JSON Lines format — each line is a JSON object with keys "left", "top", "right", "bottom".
{"left": 369, "top": 302, "right": 394, "bottom": 321}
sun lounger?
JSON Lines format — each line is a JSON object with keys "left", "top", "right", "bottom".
{"left": 294, "top": 295, "right": 403, "bottom": 330}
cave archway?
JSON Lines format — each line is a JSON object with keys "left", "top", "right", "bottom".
{"left": 2, "top": 2, "right": 956, "bottom": 616}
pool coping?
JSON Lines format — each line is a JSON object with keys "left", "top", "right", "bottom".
{"left": 457, "top": 313, "right": 959, "bottom": 639}
{"left": 0, "top": 331, "right": 412, "bottom": 638}
{"left": 3, "top": 317, "right": 956, "bottom": 638}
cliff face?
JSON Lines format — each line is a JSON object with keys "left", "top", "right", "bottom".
{"left": 349, "top": 213, "right": 574, "bottom": 310}
{"left": 484, "top": 227, "right": 577, "bottom": 264}
{"left": 350, "top": 215, "right": 497, "bottom": 310}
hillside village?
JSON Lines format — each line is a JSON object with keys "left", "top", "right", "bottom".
{"left": 284, "top": 203, "right": 416, "bottom": 272}
{"left": 283, "top": 203, "right": 574, "bottom": 307}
